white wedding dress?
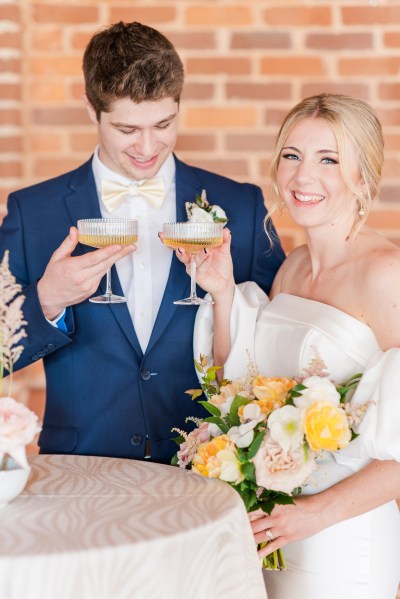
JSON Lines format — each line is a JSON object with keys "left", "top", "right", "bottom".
{"left": 194, "top": 282, "right": 400, "bottom": 599}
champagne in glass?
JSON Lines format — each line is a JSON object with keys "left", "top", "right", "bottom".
{"left": 163, "top": 222, "right": 223, "bottom": 305}
{"left": 77, "top": 218, "right": 138, "bottom": 303}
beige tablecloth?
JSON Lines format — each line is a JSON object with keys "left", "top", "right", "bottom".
{"left": 0, "top": 454, "right": 267, "bottom": 599}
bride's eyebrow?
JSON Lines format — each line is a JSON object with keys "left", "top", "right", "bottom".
{"left": 281, "top": 146, "right": 339, "bottom": 155}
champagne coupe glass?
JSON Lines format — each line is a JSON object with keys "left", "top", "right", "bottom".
{"left": 163, "top": 221, "right": 224, "bottom": 305}
{"left": 77, "top": 218, "right": 138, "bottom": 304}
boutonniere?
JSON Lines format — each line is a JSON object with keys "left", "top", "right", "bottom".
{"left": 185, "top": 190, "right": 228, "bottom": 225}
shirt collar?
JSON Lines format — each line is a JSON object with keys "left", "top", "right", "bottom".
{"left": 91, "top": 146, "right": 176, "bottom": 201}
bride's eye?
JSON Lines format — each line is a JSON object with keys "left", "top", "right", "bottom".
{"left": 281, "top": 153, "right": 300, "bottom": 161}
{"left": 321, "top": 156, "right": 338, "bottom": 165}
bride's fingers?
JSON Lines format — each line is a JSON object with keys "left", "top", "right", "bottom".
{"left": 250, "top": 516, "right": 271, "bottom": 534}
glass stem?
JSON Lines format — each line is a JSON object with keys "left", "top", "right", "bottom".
{"left": 189, "top": 254, "right": 197, "bottom": 300}
{"left": 105, "top": 268, "right": 113, "bottom": 297}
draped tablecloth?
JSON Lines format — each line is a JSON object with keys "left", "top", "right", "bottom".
{"left": 0, "top": 454, "right": 267, "bottom": 599}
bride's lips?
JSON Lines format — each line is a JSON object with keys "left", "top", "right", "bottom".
{"left": 291, "top": 191, "right": 325, "bottom": 206}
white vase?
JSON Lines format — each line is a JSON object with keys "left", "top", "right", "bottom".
{"left": 0, "top": 458, "right": 31, "bottom": 508}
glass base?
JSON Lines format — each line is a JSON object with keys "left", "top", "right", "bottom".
{"left": 89, "top": 294, "right": 127, "bottom": 304}
{"left": 173, "top": 296, "right": 214, "bottom": 306}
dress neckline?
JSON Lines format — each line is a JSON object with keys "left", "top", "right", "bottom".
{"left": 269, "top": 293, "right": 381, "bottom": 355}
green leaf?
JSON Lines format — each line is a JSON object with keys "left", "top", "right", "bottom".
{"left": 204, "top": 417, "right": 228, "bottom": 433}
{"left": 247, "top": 429, "right": 266, "bottom": 459}
{"left": 194, "top": 358, "right": 203, "bottom": 373}
{"left": 170, "top": 453, "right": 179, "bottom": 466}
{"left": 171, "top": 435, "right": 185, "bottom": 445}
{"left": 185, "top": 388, "right": 203, "bottom": 401}
{"left": 241, "top": 461, "right": 256, "bottom": 482}
{"left": 198, "top": 400, "right": 221, "bottom": 417}
{"left": 229, "top": 395, "right": 251, "bottom": 426}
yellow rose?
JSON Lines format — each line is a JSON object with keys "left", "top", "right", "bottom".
{"left": 192, "top": 435, "right": 243, "bottom": 483}
{"left": 252, "top": 376, "right": 297, "bottom": 416}
{"left": 303, "top": 400, "right": 351, "bottom": 451}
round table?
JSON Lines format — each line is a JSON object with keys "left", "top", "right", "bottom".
{"left": 0, "top": 454, "right": 267, "bottom": 599}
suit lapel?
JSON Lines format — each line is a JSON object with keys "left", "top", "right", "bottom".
{"left": 64, "top": 160, "right": 143, "bottom": 358}
{"left": 145, "top": 158, "right": 204, "bottom": 354}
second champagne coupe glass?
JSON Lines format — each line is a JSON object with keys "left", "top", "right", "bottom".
{"left": 163, "top": 221, "right": 223, "bottom": 305}
{"left": 77, "top": 218, "right": 138, "bottom": 304}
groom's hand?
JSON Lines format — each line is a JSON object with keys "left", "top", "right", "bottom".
{"left": 37, "top": 226, "right": 136, "bottom": 320}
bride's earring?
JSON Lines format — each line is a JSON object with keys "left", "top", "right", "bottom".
{"left": 358, "top": 207, "right": 365, "bottom": 216}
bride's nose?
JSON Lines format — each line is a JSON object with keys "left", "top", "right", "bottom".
{"left": 292, "top": 158, "right": 317, "bottom": 184}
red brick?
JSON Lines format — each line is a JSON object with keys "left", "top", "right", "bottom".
{"left": 70, "top": 132, "right": 100, "bottom": 152}
{"left": 182, "top": 83, "right": 215, "bottom": 101}
{"left": 379, "top": 83, "right": 400, "bottom": 101}
{"left": 175, "top": 135, "right": 216, "bottom": 152}
{"left": 367, "top": 209, "right": 400, "bottom": 227}
{"left": 339, "top": 57, "right": 400, "bottom": 76}
{"left": 227, "top": 83, "right": 291, "bottom": 101}
{"left": 301, "top": 82, "right": 370, "bottom": 100}
{"left": 0, "top": 109, "right": 21, "bottom": 126}
{"left": 110, "top": 7, "right": 176, "bottom": 24}
{"left": 71, "top": 82, "right": 86, "bottom": 101}
{"left": 0, "top": 162, "right": 22, "bottom": 177}
{"left": 384, "top": 32, "right": 400, "bottom": 48}
{"left": 231, "top": 32, "right": 290, "bottom": 49}
{"left": 382, "top": 157, "right": 400, "bottom": 177}
{"left": 0, "top": 5, "right": 20, "bottom": 21}
{"left": 0, "top": 57, "right": 21, "bottom": 74}
{"left": 29, "top": 56, "right": 82, "bottom": 77}
{"left": 0, "top": 83, "right": 22, "bottom": 101}
{"left": 342, "top": 6, "right": 400, "bottom": 25}
{"left": 70, "top": 31, "right": 93, "bottom": 51}
{"left": 0, "top": 32, "right": 22, "bottom": 49}
{"left": 32, "top": 108, "right": 89, "bottom": 126}
{"left": 377, "top": 109, "right": 400, "bottom": 127}
{"left": 28, "top": 132, "right": 64, "bottom": 153}
{"left": 186, "top": 106, "right": 256, "bottom": 128}
{"left": 32, "top": 5, "right": 98, "bottom": 24}
{"left": 35, "top": 158, "right": 84, "bottom": 178}
{"left": 168, "top": 32, "right": 216, "bottom": 50}
{"left": 226, "top": 134, "right": 276, "bottom": 152}
{"left": 31, "top": 27, "right": 63, "bottom": 51}
{"left": 261, "top": 57, "right": 325, "bottom": 76}
{"left": 265, "top": 109, "right": 291, "bottom": 127}
{"left": 187, "top": 57, "right": 251, "bottom": 76}
{"left": 306, "top": 33, "right": 373, "bottom": 51}
{"left": 0, "top": 137, "right": 22, "bottom": 153}
{"left": 189, "top": 159, "right": 249, "bottom": 178}
{"left": 383, "top": 134, "right": 400, "bottom": 151}
{"left": 185, "top": 6, "right": 252, "bottom": 26}
{"left": 379, "top": 186, "right": 400, "bottom": 203}
{"left": 263, "top": 7, "right": 332, "bottom": 26}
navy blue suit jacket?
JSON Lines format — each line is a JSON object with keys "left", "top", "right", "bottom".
{"left": 0, "top": 155, "right": 285, "bottom": 462}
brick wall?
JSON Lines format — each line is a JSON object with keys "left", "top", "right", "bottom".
{"left": 1, "top": 0, "right": 400, "bottom": 457}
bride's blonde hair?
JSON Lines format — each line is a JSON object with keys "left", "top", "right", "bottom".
{"left": 265, "top": 93, "right": 384, "bottom": 242}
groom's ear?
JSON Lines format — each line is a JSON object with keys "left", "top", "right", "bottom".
{"left": 82, "top": 94, "right": 99, "bottom": 125}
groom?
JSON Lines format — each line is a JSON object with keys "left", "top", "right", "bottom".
{"left": 0, "top": 21, "right": 285, "bottom": 463}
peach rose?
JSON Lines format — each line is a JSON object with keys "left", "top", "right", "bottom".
{"left": 252, "top": 433, "right": 316, "bottom": 494}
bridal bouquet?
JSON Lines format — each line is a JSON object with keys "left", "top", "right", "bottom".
{"left": 172, "top": 355, "right": 365, "bottom": 570}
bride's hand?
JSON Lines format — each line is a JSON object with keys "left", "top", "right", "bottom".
{"left": 169, "top": 227, "right": 235, "bottom": 301}
{"left": 249, "top": 495, "right": 328, "bottom": 558}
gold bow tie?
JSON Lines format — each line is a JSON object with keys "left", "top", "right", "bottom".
{"left": 101, "top": 177, "right": 165, "bottom": 211}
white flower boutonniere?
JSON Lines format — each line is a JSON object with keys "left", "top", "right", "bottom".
{"left": 185, "top": 190, "right": 228, "bottom": 225}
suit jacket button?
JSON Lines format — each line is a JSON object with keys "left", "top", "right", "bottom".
{"left": 140, "top": 369, "right": 151, "bottom": 381}
{"left": 130, "top": 434, "right": 142, "bottom": 446}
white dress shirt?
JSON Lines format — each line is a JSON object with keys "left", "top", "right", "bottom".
{"left": 91, "top": 148, "right": 176, "bottom": 352}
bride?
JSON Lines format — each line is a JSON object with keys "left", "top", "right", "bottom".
{"left": 176, "top": 94, "right": 400, "bottom": 598}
